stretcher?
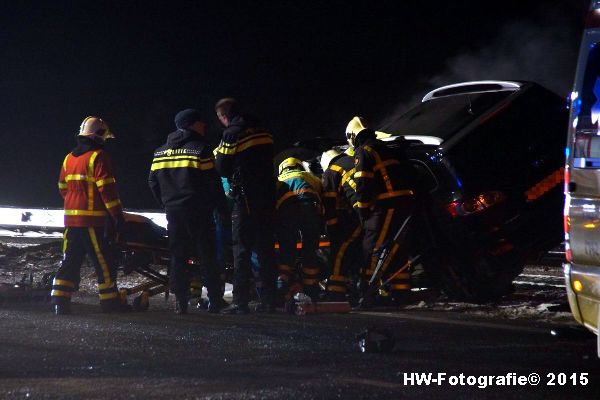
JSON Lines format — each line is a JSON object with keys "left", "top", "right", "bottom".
{"left": 117, "top": 213, "right": 334, "bottom": 311}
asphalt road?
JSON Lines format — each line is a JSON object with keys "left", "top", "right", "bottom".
{"left": 0, "top": 296, "right": 598, "bottom": 400}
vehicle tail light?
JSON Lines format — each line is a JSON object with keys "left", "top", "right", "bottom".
{"left": 446, "top": 191, "right": 506, "bottom": 217}
{"left": 565, "top": 242, "right": 573, "bottom": 263}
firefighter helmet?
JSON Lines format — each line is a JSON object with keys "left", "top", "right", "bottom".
{"left": 78, "top": 116, "right": 114, "bottom": 142}
{"left": 278, "top": 157, "right": 304, "bottom": 175}
{"left": 320, "top": 149, "right": 341, "bottom": 172}
{"left": 345, "top": 116, "right": 368, "bottom": 147}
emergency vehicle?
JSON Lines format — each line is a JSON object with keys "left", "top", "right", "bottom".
{"left": 564, "top": 0, "right": 600, "bottom": 357}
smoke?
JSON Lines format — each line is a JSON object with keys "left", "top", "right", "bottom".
{"left": 380, "top": 9, "right": 582, "bottom": 127}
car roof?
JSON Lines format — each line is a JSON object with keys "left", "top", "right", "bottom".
{"left": 421, "top": 80, "right": 523, "bottom": 102}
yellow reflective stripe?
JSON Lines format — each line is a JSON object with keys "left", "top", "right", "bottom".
{"left": 344, "top": 147, "right": 355, "bottom": 157}
{"left": 376, "top": 190, "right": 414, "bottom": 200}
{"left": 62, "top": 228, "right": 68, "bottom": 253}
{"left": 51, "top": 290, "right": 72, "bottom": 297}
{"left": 329, "top": 164, "right": 344, "bottom": 174}
{"left": 65, "top": 174, "right": 90, "bottom": 182}
{"left": 216, "top": 145, "right": 236, "bottom": 155}
{"left": 354, "top": 171, "right": 374, "bottom": 178}
{"left": 152, "top": 155, "right": 211, "bottom": 162}
{"left": 334, "top": 225, "right": 362, "bottom": 275}
{"left": 87, "top": 152, "right": 99, "bottom": 211}
{"left": 329, "top": 275, "right": 347, "bottom": 282}
{"left": 276, "top": 188, "right": 319, "bottom": 209}
{"left": 89, "top": 228, "right": 112, "bottom": 284}
{"left": 58, "top": 182, "right": 67, "bottom": 189}
{"left": 104, "top": 199, "right": 122, "bottom": 209}
{"left": 341, "top": 168, "right": 357, "bottom": 190}
{"left": 62, "top": 154, "right": 70, "bottom": 170}
{"left": 53, "top": 279, "right": 75, "bottom": 288}
{"left": 237, "top": 136, "right": 273, "bottom": 152}
{"left": 96, "top": 177, "right": 116, "bottom": 187}
{"left": 98, "top": 281, "right": 116, "bottom": 290}
{"left": 326, "top": 218, "right": 338, "bottom": 226}
{"left": 99, "top": 292, "right": 119, "bottom": 300}
{"left": 324, "top": 191, "right": 337, "bottom": 198}
{"left": 150, "top": 160, "right": 214, "bottom": 171}
{"left": 353, "top": 201, "right": 372, "bottom": 209}
{"left": 373, "top": 159, "right": 400, "bottom": 171}
{"left": 64, "top": 209, "right": 107, "bottom": 216}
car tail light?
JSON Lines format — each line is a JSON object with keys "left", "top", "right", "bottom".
{"left": 446, "top": 191, "right": 506, "bottom": 217}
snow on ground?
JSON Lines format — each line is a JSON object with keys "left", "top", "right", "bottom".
{"left": 0, "top": 240, "right": 573, "bottom": 323}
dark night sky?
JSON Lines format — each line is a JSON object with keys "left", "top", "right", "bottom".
{"left": 0, "top": 0, "right": 590, "bottom": 209}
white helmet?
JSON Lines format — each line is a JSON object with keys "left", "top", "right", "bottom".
{"left": 345, "top": 116, "right": 368, "bottom": 147}
{"left": 320, "top": 149, "right": 341, "bottom": 172}
{"left": 78, "top": 116, "right": 114, "bottom": 142}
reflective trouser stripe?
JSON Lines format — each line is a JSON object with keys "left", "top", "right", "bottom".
{"left": 53, "top": 279, "right": 74, "bottom": 288}
{"left": 327, "top": 275, "right": 347, "bottom": 293}
{"left": 88, "top": 227, "right": 112, "bottom": 286}
{"left": 99, "top": 292, "right": 119, "bottom": 300}
{"left": 51, "top": 290, "right": 72, "bottom": 298}
{"left": 302, "top": 266, "right": 320, "bottom": 286}
{"left": 333, "top": 225, "right": 362, "bottom": 277}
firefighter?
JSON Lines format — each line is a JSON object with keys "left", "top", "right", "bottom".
{"left": 53, "top": 116, "right": 126, "bottom": 315}
{"left": 214, "top": 98, "right": 277, "bottom": 314}
{"left": 148, "top": 109, "right": 228, "bottom": 314}
{"left": 275, "top": 157, "right": 323, "bottom": 301}
{"left": 320, "top": 148, "right": 363, "bottom": 302}
{"left": 346, "top": 116, "right": 415, "bottom": 306}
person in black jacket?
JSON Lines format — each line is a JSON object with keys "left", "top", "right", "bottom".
{"left": 346, "top": 116, "right": 416, "bottom": 306}
{"left": 214, "top": 98, "right": 277, "bottom": 314}
{"left": 148, "top": 108, "right": 228, "bottom": 314}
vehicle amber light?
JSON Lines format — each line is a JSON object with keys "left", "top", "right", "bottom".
{"left": 573, "top": 280, "right": 583, "bottom": 292}
{"left": 446, "top": 191, "right": 506, "bottom": 217}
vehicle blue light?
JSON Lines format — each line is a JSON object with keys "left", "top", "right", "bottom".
{"left": 565, "top": 147, "right": 570, "bottom": 158}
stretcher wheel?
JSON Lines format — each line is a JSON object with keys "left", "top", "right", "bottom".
{"left": 133, "top": 291, "right": 150, "bottom": 312}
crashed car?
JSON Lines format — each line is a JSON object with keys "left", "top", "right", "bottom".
{"left": 292, "top": 80, "right": 567, "bottom": 302}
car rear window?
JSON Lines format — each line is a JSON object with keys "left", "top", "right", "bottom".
{"left": 381, "top": 91, "right": 514, "bottom": 140}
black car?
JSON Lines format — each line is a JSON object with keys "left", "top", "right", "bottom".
{"left": 291, "top": 80, "right": 568, "bottom": 302}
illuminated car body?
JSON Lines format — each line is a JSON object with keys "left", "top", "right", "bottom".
{"left": 564, "top": 2, "right": 600, "bottom": 356}
{"left": 378, "top": 80, "right": 567, "bottom": 301}
{"left": 292, "top": 80, "right": 567, "bottom": 302}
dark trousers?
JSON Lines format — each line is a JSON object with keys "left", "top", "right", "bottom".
{"left": 276, "top": 201, "right": 322, "bottom": 294}
{"left": 51, "top": 227, "right": 119, "bottom": 306}
{"left": 361, "top": 200, "right": 413, "bottom": 296}
{"left": 326, "top": 211, "right": 362, "bottom": 295}
{"left": 231, "top": 199, "right": 277, "bottom": 306}
{"left": 166, "top": 207, "right": 221, "bottom": 302}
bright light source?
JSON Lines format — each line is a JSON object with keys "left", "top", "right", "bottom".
{"left": 573, "top": 280, "right": 583, "bottom": 292}
{"left": 571, "top": 91, "right": 579, "bottom": 101}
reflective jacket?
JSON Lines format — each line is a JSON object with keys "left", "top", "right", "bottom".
{"left": 58, "top": 137, "right": 123, "bottom": 227}
{"left": 214, "top": 115, "right": 276, "bottom": 208}
{"left": 353, "top": 133, "right": 414, "bottom": 217}
{"left": 276, "top": 169, "right": 322, "bottom": 210}
{"left": 321, "top": 149, "right": 358, "bottom": 228}
{"left": 148, "top": 129, "right": 226, "bottom": 211}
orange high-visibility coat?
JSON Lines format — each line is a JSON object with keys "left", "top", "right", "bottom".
{"left": 58, "top": 149, "right": 123, "bottom": 227}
